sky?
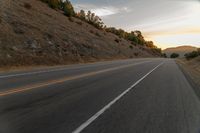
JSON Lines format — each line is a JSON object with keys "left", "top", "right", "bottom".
{"left": 70, "top": 0, "right": 200, "bottom": 49}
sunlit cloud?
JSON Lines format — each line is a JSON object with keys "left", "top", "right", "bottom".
{"left": 92, "top": 7, "right": 131, "bottom": 17}
{"left": 91, "top": 7, "right": 119, "bottom": 17}
{"left": 74, "top": 3, "right": 131, "bottom": 17}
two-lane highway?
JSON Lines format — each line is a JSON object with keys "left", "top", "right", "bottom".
{"left": 0, "top": 58, "right": 200, "bottom": 133}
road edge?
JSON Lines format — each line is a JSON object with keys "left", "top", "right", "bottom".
{"left": 176, "top": 60, "right": 200, "bottom": 100}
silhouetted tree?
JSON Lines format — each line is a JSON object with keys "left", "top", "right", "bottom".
{"left": 170, "top": 53, "right": 179, "bottom": 58}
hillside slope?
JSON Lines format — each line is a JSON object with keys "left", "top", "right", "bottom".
{"left": 0, "top": 0, "right": 160, "bottom": 67}
{"left": 164, "top": 46, "right": 197, "bottom": 58}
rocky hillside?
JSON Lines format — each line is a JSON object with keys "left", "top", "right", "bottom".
{"left": 163, "top": 46, "right": 197, "bottom": 58}
{"left": 0, "top": 0, "right": 160, "bottom": 67}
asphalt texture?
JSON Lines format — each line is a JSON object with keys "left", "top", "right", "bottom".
{"left": 0, "top": 58, "right": 200, "bottom": 133}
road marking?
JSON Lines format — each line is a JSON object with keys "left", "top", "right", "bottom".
{"left": 0, "top": 61, "right": 151, "bottom": 97}
{"left": 0, "top": 66, "right": 89, "bottom": 79}
{"left": 0, "top": 60, "right": 149, "bottom": 79}
{"left": 72, "top": 62, "right": 164, "bottom": 133}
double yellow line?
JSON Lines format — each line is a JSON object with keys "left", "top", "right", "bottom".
{"left": 0, "top": 61, "right": 150, "bottom": 97}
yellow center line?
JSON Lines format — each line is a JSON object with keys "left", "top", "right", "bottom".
{"left": 0, "top": 61, "right": 151, "bottom": 97}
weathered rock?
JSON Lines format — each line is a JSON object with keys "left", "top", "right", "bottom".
{"left": 6, "top": 54, "right": 11, "bottom": 58}
{"left": 25, "top": 39, "right": 41, "bottom": 49}
{"left": 11, "top": 46, "right": 18, "bottom": 51}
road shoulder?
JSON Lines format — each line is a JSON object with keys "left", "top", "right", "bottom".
{"left": 176, "top": 58, "right": 200, "bottom": 100}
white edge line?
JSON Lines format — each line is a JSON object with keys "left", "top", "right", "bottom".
{"left": 72, "top": 62, "right": 164, "bottom": 133}
{"left": 0, "top": 61, "right": 151, "bottom": 79}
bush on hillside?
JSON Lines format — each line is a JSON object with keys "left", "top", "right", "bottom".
{"left": 105, "top": 27, "right": 162, "bottom": 54}
{"left": 24, "top": 3, "right": 32, "bottom": 9}
{"left": 41, "top": 0, "right": 60, "bottom": 9}
{"left": 62, "top": 0, "right": 75, "bottom": 17}
{"left": 77, "top": 10, "right": 86, "bottom": 20}
{"left": 184, "top": 51, "right": 199, "bottom": 60}
{"left": 129, "top": 45, "right": 133, "bottom": 49}
{"left": 145, "top": 41, "right": 157, "bottom": 49}
{"left": 41, "top": 0, "right": 75, "bottom": 17}
{"left": 50, "top": 0, "right": 60, "bottom": 9}
{"left": 76, "top": 10, "right": 104, "bottom": 29}
{"left": 170, "top": 53, "right": 179, "bottom": 58}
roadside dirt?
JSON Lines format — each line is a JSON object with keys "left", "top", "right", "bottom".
{"left": 177, "top": 57, "right": 200, "bottom": 98}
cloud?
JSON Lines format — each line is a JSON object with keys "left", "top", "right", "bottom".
{"left": 91, "top": 7, "right": 119, "bottom": 16}
{"left": 74, "top": 4, "right": 131, "bottom": 17}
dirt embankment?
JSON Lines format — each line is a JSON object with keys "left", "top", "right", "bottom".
{"left": 0, "top": 0, "right": 160, "bottom": 68}
{"left": 177, "top": 57, "right": 200, "bottom": 97}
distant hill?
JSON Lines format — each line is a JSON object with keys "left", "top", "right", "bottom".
{"left": 0, "top": 0, "right": 161, "bottom": 67}
{"left": 163, "top": 46, "right": 198, "bottom": 58}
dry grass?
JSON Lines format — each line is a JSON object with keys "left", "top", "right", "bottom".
{"left": 177, "top": 57, "right": 200, "bottom": 86}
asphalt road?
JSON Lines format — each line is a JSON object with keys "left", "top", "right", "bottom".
{"left": 0, "top": 58, "right": 200, "bottom": 133}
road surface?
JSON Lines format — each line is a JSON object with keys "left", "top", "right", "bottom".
{"left": 0, "top": 58, "right": 200, "bottom": 133}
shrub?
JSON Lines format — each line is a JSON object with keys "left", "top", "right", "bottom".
{"left": 24, "top": 3, "right": 32, "bottom": 9}
{"left": 41, "top": 0, "right": 75, "bottom": 17}
{"left": 184, "top": 51, "right": 199, "bottom": 59}
{"left": 76, "top": 10, "right": 104, "bottom": 29}
{"left": 48, "top": 0, "right": 60, "bottom": 9}
{"left": 86, "top": 11, "right": 104, "bottom": 29}
{"left": 170, "top": 53, "right": 179, "bottom": 58}
{"left": 129, "top": 45, "right": 133, "bottom": 49}
{"left": 114, "top": 38, "right": 120, "bottom": 43}
{"left": 63, "top": 0, "right": 75, "bottom": 17}
{"left": 76, "top": 10, "right": 86, "bottom": 20}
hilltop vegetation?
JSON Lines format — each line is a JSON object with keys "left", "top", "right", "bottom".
{"left": 0, "top": 0, "right": 161, "bottom": 67}
{"left": 163, "top": 46, "right": 198, "bottom": 58}
{"left": 170, "top": 53, "right": 179, "bottom": 58}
